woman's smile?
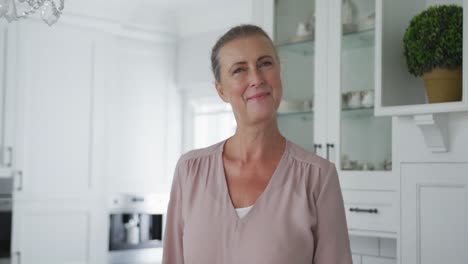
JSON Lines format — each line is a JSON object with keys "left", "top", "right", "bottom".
{"left": 246, "top": 91, "right": 271, "bottom": 101}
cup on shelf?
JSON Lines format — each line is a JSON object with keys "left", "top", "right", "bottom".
{"left": 296, "top": 22, "right": 312, "bottom": 37}
{"left": 347, "top": 91, "right": 361, "bottom": 108}
{"left": 360, "top": 90, "right": 374, "bottom": 107}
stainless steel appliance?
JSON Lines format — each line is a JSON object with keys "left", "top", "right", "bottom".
{"left": 0, "top": 178, "right": 12, "bottom": 264}
{"left": 108, "top": 194, "right": 168, "bottom": 264}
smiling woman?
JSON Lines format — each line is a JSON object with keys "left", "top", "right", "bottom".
{"left": 162, "top": 24, "right": 352, "bottom": 264}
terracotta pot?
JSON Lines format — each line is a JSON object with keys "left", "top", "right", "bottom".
{"left": 422, "top": 67, "right": 462, "bottom": 103}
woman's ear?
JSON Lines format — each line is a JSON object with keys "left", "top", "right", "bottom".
{"left": 215, "top": 81, "right": 229, "bottom": 103}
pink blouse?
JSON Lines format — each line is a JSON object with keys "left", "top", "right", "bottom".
{"left": 162, "top": 139, "right": 352, "bottom": 264}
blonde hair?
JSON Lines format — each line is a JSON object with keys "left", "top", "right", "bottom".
{"left": 210, "top": 24, "right": 278, "bottom": 82}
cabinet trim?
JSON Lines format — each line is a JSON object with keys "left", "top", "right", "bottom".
{"left": 413, "top": 113, "right": 449, "bottom": 153}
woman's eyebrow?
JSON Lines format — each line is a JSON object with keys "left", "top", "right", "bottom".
{"left": 229, "top": 61, "right": 247, "bottom": 71}
{"left": 257, "top": 55, "right": 273, "bottom": 61}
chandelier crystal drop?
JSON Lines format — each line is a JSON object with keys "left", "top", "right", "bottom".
{"left": 0, "top": 0, "right": 64, "bottom": 26}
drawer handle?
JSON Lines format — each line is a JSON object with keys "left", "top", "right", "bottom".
{"left": 349, "top": 207, "right": 378, "bottom": 214}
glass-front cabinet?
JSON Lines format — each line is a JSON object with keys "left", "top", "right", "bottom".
{"left": 273, "top": 0, "right": 394, "bottom": 190}
{"left": 274, "top": 0, "right": 316, "bottom": 153}
{"left": 339, "top": 0, "right": 392, "bottom": 174}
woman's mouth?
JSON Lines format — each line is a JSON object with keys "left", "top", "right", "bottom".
{"left": 247, "top": 92, "right": 270, "bottom": 101}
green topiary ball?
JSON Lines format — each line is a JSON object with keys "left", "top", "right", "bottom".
{"left": 403, "top": 5, "right": 463, "bottom": 77}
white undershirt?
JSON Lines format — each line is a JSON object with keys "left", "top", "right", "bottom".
{"left": 235, "top": 205, "right": 254, "bottom": 218}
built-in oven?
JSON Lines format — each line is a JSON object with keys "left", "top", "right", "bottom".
{"left": 108, "top": 194, "right": 168, "bottom": 264}
{"left": 0, "top": 178, "right": 12, "bottom": 264}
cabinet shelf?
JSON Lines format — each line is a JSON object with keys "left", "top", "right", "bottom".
{"left": 276, "top": 23, "right": 375, "bottom": 55}
{"left": 277, "top": 110, "right": 314, "bottom": 118}
{"left": 341, "top": 106, "right": 375, "bottom": 118}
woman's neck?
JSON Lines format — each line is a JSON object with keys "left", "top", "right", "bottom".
{"left": 226, "top": 121, "right": 285, "bottom": 163}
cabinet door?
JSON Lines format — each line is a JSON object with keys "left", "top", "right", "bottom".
{"left": 401, "top": 163, "right": 468, "bottom": 264}
{"left": 13, "top": 20, "right": 101, "bottom": 200}
{"left": 95, "top": 38, "right": 174, "bottom": 194}
{"left": 0, "top": 24, "right": 16, "bottom": 177}
{"left": 327, "top": 0, "right": 394, "bottom": 190}
{"left": 11, "top": 201, "right": 107, "bottom": 264}
{"left": 273, "top": 0, "right": 323, "bottom": 153}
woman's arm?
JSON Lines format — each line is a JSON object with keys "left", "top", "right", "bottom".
{"left": 162, "top": 163, "right": 185, "bottom": 264}
{"left": 313, "top": 164, "right": 352, "bottom": 264}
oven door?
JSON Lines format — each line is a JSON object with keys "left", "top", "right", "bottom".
{"left": 0, "top": 197, "right": 12, "bottom": 261}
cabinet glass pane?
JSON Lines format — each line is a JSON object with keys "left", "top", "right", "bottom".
{"left": 275, "top": 0, "right": 315, "bottom": 152}
{"left": 340, "top": 0, "right": 392, "bottom": 171}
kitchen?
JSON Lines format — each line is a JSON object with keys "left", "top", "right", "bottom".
{"left": 0, "top": 0, "right": 467, "bottom": 264}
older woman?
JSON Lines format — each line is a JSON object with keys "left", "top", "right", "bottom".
{"left": 162, "top": 24, "right": 352, "bottom": 264}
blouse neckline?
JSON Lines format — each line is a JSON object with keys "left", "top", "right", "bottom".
{"left": 217, "top": 138, "right": 290, "bottom": 222}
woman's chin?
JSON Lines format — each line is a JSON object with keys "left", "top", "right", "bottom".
{"left": 246, "top": 108, "right": 277, "bottom": 124}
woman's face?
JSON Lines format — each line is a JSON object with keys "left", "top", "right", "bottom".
{"left": 215, "top": 35, "right": 282, "bottom": 126}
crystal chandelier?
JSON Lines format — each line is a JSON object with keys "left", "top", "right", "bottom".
{"left": 0, "top": 0, "right": 64, "bottom": 26}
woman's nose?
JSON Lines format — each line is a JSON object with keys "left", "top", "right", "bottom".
{"left": 248, "top": 68, "right": 265, "bottom": 88}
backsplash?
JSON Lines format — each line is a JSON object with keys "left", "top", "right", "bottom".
{"left": 350, "top": 236, "right": 397, "bottom": 264}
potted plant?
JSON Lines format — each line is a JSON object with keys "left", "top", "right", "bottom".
{"left": 403, "top": 5, "right": 463, "bottom": 103}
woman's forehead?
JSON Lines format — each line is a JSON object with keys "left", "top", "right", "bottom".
{"left": 218, "top": 35, "right": 275, "bottom": 64}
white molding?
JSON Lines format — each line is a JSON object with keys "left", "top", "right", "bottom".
{"left": 348, "top": 229, "right": 397, "bottom": 239}
{"left": 413, "top": 113, "right": 449, "bottom": 153}
{"left": 376, "top": 101, "right": 468, "bottom": 117}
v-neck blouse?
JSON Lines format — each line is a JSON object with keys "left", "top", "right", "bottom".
{"left": 162, "top": 140, "right": 352, "bottom": 264}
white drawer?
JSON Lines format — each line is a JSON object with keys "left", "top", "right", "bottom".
{"left": 342, "top": 190, "right": 397, "bottom": 234}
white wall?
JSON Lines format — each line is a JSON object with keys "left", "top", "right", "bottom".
{"left": 175, "top": 0, "right": 258, "bottom": 151}
{"left": 176, "top": 0, "right": 254, "bottom": 38}
{"left": 66, "top": 0, "right": 178, "bottom": 34}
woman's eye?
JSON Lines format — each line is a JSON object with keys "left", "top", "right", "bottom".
{"left": 233, "top": 68, "right": 245, "bottom": 74}
{"left": 260, "top": 60, "right": 273, "bottom": 67}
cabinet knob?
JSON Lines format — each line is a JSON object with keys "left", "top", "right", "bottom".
{"left": 14, "top": 251, "right": 21, "bottom": 264}
{"left": 313, "top": 144, "right": 322, "bottom": 154}
{"left": 349, "top": 207, "right": 379, "bottom": 214}
{"left": 4, "top": 146, "right": 13, "bottom": 167}
{"left": 326, "top": 143, "right": 334, "bottom": 160}
{"left": 132, "top": 197, "right": 145, "bottom": 203}
{"left": 14, "top": 170, "right": 23, "bottom": 191}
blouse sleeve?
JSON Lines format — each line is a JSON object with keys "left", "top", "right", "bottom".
{"left": 162, "top": 161, "right": 185, "bottom": 264}
{"left": 313, "top": 164, "right": 352, "bottom": 264}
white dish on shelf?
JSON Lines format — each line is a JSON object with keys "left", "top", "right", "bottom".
{"left": 287, "top": 32, "right": 314, "bottom": 44}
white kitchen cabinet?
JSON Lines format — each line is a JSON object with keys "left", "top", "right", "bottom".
{"left": 4, "top": 6, "right": 177, "bottom": 264}
{"left": 256, "top": 0, "right": 399, "bottom": 239}
{"left": 269, "top": 0, "right": 394, "bottom": 192}
{"left": 11, "top": 200, "right": 107, "bottom": 264}
{"left": 10, "top": 20, "right": 105, "bottom": 201}
{"left": 264, "top": 0, "right": 396, "bottom": 237}
{"left": 253, "top": 0, "right": 403, "bottom": 249}
{"left": 375, "top": 0, "right": 468, "bottom": 116}
{"left": 327, "top": 0, "right": 394, "bottom": 192}
{"left": 401, "top": 163, "right": 468, "bottom": 264}
{"left": 0, "top": 24, "right": 17, "bottom": 178}
{"left": 95, "top": 37, "right": 175, "bottom": 195}
{"left": 342, "top": 190, "right": 398, "bottom": 238}
{"left": 373, "top": 0, "right": 467, "bottom": 155}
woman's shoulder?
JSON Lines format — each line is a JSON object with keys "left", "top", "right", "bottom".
{"left": 177, "top": 140, "right": 225, "bottom": 165}
{"left": 286, "top": 140, "right": 334, "bottom": 172}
